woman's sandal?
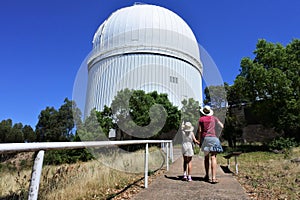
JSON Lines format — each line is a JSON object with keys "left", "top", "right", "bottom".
{"left": 210, "top": 178, "right": 219, "bottom": 184}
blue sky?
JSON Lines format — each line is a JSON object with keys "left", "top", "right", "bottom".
{"left": 1, "top": 0, "right": 299, "bottom": 127}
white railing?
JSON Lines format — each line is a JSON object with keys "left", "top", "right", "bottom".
{"left": 0, "top": 140, "right": 173, "bottom": 200}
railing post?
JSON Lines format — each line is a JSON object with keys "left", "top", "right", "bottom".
{"left": 170, "top": 141, "right": 173, "bottom": 163}
{"left": 28, "top": 150, "right": 44, "bottom": 200}
{"left": 161, "top": 142, "right": 165, "bottom": 152}
{"left": 144, "top": 143, "right": 149, "bottom": 188}
{"left": 166, "top": 142, "right": 169, "bottom": 171}
{"left": 227, "top": 158, "right": 230, "bottom": 169}
{"left": 235, "top": 156, "right": 239, "bottom": 174}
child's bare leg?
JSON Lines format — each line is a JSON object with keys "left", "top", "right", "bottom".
{"left": 182, "top": 156, "right": 188, "bottom": 179}
{"left": 187, "top": 157, "right": 192, "bottom": 175}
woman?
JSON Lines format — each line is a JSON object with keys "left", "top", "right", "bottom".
{"left": 197, "top": 105, "right": 223, "bottom": 184}
{"left": 181, "top": 121, "right": 200, "bottom": 181}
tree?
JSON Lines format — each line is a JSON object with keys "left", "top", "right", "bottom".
{"left": 36, "top": 98, "right": 78, "bottom": 142}
{"left": 56, "top": 98, "right": 78, "bottom": 141}
{"left": 181, "top": 98, "right": 200, "bottom": 128}
{"left": 111, "top": 89, "right": 180, "bottom": 139}
{"left": 36, "top": 106, "right": 59, "bottom": 142}
{"left": 149, "top": 91, "right": 181, "bottom": 137}
{"left": 11, "top": 123, "right": 24, "bottom": 143}
{"left": 222, "top": 110, "right": 245, "bottom": 148}
{"left": 203, "top": 84, "right": 227, "bottom": 121}
{"left": 77, "top": 108, "right": 106, "bottom": 141}
{"left": 0, "top": 119, "right": 13, "bottom": 143}
{"left": 35, "top": 99, "right": 95, "bottom": 164}
{"left": 96, "top": 105, "right": 113, "bottom": 138}
{"left": 233, "top": 39, "right": 300, "bottom": 139}
{"left": 23, "top": 125, "right": 36, "bottom": 142}
{"left": 203, "top": 84, "right": 228, "bottom": 139}
{"left": 0, "top": 120, "right": 24, "bottom": 143}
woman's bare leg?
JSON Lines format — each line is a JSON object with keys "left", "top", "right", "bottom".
{"left": 211, "top": 153, "right": 217, "bottom": 180}
{"left": 204, "top": 154, "right": 209, "bottom": 177}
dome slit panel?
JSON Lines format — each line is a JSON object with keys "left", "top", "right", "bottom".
{"left": 145, "top": 7, "right": 153, "bottom": 46}
{"left": 112, "top": 12, "right": 120, "bottom": 50}
{"left": 107, "top": 13, "right": 115, "bottom": 50}
{"left": 102, "top": 22, "right": 108, "bottom": 52}
{"left": 130, "top": 7, "right": 139, "bottom": 42}
{"left": 106, "top": 15, "right": 114, "bottom": 51}
{"left": 138, "top": 7, "right": 146, "bottom": 48}
{"left": 157, "top": 6, "right": 164, "bottom": 49}
{"left": 150, "top": 6, "right": 154, "bottom": 47}
{"left": 166, "top": 9, "right": 174, "bottom": 51}
{"left": 150, "top": 8, "right": 156, "bottom": 50}
{"left": 161, "top": 8, "right": 169, "bottom": 50}
{"left": 170, "top": 12, "right": 179, "bottom": 51}
{"left": 177, "top": 15, "right": 183, "bottom": 53}
{"left": 118, "top": 10, "right": 126, "bottom": 45}
{"left": 153, "top": 6, "right": 162, "bottom": 46}
{"left": 124, "top": 8, "right": 131, "bottom": 48}
{"left": 99, "top": 23, "right": 105, "bottom": 53}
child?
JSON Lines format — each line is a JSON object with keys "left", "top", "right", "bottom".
{"left": 181, "top": 121, "right": 200, "bottom": 181}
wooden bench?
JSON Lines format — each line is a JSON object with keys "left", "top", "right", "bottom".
{"left": 223, "top": 152, "right": 243, "bottom": 174}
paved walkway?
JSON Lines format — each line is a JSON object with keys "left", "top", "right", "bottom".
{"left": 132, "top": 149, "right": 250, "bottom": 200}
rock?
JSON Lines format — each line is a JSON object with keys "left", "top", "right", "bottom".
{"left": 291, "top": 157, "right": 300, "bottom": 163}
{"left": 272, "top": 149, "right": 284, "bottom": 154}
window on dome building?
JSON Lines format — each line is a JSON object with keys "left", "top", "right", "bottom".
{"left": 170, "top": 76, "right": 178, "bottom": 84}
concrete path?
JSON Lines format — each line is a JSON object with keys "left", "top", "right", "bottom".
{"left": 132, "top": 149, "right": 250, "bottom": 200}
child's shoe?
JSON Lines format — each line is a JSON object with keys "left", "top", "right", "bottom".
{"left": 188, "top": 176, "right": 192, "bottom": 182}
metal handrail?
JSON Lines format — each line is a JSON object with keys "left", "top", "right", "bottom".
{"left": 0, "top": 140, "right": 173, "bottom": 200}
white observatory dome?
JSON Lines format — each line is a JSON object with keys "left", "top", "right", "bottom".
{"left": 88, "top": 4, "right": 202, "bottom": 71}
{"left": 85, "top": 4, "right": 203, "bottom": 117}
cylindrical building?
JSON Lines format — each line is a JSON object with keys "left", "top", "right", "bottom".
{"left": 85, "top": 3, "right": 202, "bottom": 116}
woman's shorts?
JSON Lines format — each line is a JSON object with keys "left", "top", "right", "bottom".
{"left": 200, "top": 137, "right": 223, "bottom": 155}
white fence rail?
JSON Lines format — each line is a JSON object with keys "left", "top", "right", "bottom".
{"left": 0, "top": 140, "right": 173, "bottom": 200}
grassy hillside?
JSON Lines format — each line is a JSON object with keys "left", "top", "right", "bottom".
{"left": 2, "top": 146, "right": 299, "bottom": 199}
{"left": 0, "top": 147, "right": 165, "bottom": 199}
{"left": 219, "top": 147, "right": 300, "bottom": 200}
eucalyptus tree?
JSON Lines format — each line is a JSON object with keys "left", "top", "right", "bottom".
{"left": 111, "top": 89, "right": 180, "bottom": 139}
{"left": 232, "top": 39, "right": 300, "bottom": 139}
{"left": 36, "top": 98, "right": 78, "bottom": 142}
{"left": 181, "top": 98, "right": 200, "bottom": 128}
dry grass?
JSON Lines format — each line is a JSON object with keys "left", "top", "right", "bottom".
{"left": 219, "top": 147, "right": 300, "bottom": 200}
{"left": 5, "top": 145, "right": 299, "bottom": 199}
{"left": 0, "top": 146, "right": 165, "bottom": 199}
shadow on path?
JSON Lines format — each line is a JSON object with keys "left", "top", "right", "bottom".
{"left": 132, "top": 155, "right": 250, "bottom": 200}
{"left": 164, "top": 175, "right": 209, "bottom": 182}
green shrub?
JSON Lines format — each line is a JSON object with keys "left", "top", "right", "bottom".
{"left": 44, "top": 149, "right": 94, "bottom": 165}
{"left": 268, "top": 137, "right": 298, "bottom": 150}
